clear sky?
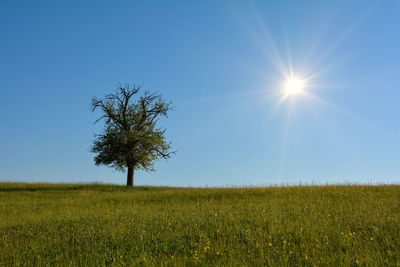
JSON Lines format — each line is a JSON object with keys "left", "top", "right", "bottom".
{"left": 1, "top": 1, "right": 399, "bottom": 186}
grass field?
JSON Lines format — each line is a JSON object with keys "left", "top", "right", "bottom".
{"left": 0, "top": 183, "right": 399, "bottom": 266}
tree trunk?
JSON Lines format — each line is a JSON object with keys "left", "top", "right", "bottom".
{"left": 127, "top": 167, "right": 134, "bottom": 186}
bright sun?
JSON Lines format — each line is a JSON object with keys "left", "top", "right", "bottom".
{"left": 284, "top": 77, "right": 305, "bottom": 96}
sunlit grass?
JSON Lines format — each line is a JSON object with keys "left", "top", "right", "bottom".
{"left": 0, "top": 183, "right": 399, "bottom": 266}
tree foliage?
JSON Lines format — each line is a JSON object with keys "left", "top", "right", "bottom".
{"left": 91, "top": 84, "right": 174, "bottom": 179}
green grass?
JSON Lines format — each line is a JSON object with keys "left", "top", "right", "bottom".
{"left": 0, "top": 183, "right": 399, "bottom": 266}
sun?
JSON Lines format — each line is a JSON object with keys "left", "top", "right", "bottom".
{"left": 284, "top": 77, "right": 306, "bottom": 96}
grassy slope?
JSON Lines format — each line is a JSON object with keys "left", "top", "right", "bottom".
{"left": 0, "top": 183, "right": 399, "bottom": 266}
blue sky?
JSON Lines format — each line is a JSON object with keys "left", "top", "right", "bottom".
{"left": 1, "top": 1, "right": 399, "bottom": 186}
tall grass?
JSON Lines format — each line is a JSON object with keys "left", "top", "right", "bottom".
{"left": 0, "top": 183, "right": 399, "bottom": 266}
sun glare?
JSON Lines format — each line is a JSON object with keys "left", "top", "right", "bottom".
{"left": 284, "top": 77, "right": 305, "bottom": 96}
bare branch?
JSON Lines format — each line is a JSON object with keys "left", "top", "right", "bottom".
{"left": 91, "top": 97, "right": 123, "bottom": 127}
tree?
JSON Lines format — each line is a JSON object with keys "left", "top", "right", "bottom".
{"left": 91, "top": 84, "right": 174, "bottom": 186}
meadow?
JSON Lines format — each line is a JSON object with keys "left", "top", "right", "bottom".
{"left": 0, "top": 183, "right": 399, "bottom": 266}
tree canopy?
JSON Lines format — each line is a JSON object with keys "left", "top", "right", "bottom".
{"left": 91, "top": 84, "right": 174, "bottom": 185}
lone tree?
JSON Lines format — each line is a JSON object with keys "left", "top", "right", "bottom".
{"left": 91, "top": 84, "right": 174, "bottom": 186}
